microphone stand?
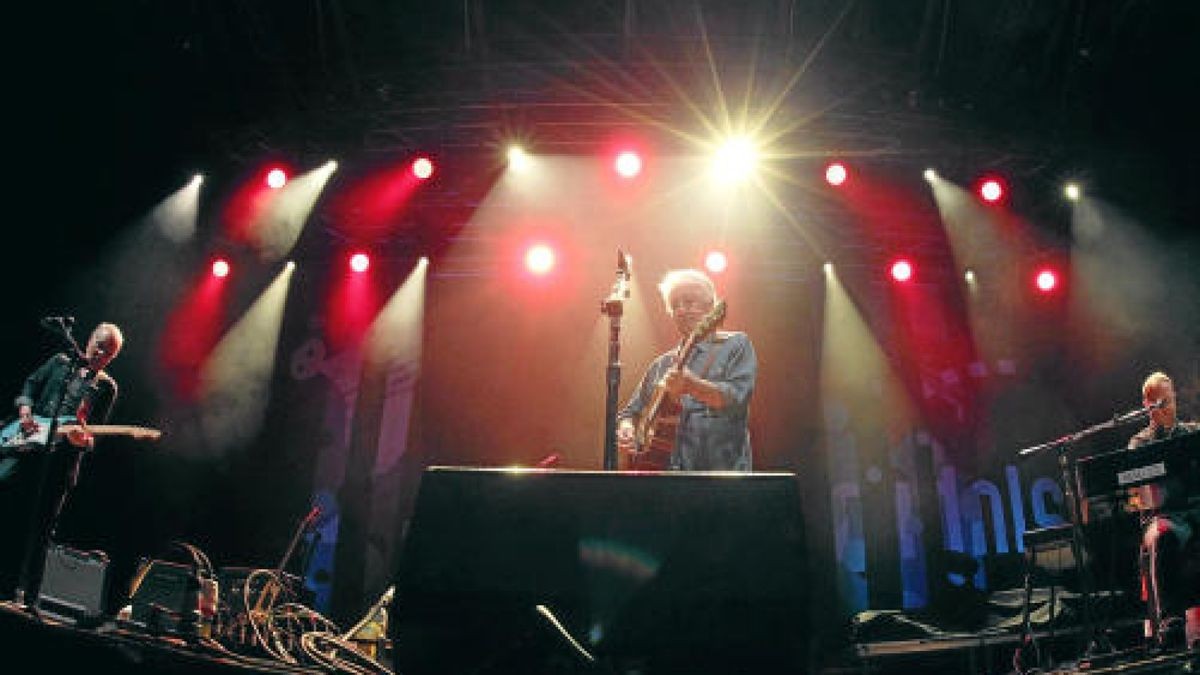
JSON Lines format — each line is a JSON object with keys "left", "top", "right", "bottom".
{"left": 600, "top": 251, "right": 631, "bottom": 471}
{"left": 17, "top": 318, "right": 90, "bottom": 613}
{"left": 1015, "top": 402, "right": 1158, "bottom": 661}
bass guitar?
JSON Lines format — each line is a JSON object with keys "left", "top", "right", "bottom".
{"left": 630, "top": 300, "right": 726, "bottom": 470}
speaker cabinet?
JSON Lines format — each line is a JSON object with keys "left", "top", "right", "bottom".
{"left": 391, "top": 468, "right": 811, "bottom": 674}
{"left": 38, "top": 544, "right": 110, "bottom": 625}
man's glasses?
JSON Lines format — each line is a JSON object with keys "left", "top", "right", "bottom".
{"left": 671, "top": 299, "right": 713, "bottom": 312}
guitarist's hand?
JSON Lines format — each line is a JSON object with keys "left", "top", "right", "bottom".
{"left": 617, "top": 419, "right": 637, "bottom": 456}
{"left": 664, "top": 369, "right": 726, "bottom": 409}
{"left": 18, "top": 405, "right": 39, "bottom": 434}
{"left": 65, "top": 427, "right": 95, "bottom": 449}
{"left": 663, "top": 370, "right": 688, "bottom": 399}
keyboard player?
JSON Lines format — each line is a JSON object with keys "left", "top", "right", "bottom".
{"left": 1126, "top": 371, "right": 1200, "bottom": 650}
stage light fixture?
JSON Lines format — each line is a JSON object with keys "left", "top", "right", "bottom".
{"left": 704, "top": 250, "right": 728, "bottom": 274}
{"left": 964, "top": 269, "right": 976, "bottom": 284}
{"left": 1035, "top": 268, "right": 1058, "bottom": 293}
{"left": 266, "top": 168, "right": 288, "bottom": 189}
{"left": 212, "top": 259, "right": 231, "bottom": 278}
{"left": 825, "top": 162, "right": 848, "bottom": 187}
{"left": 711, "top": 137, "right": 758, "bottom": 183}
{"left": 350, "top": 252, "right": 371, "bottom": 273}
{"left": 979, "top": 178, "right": 1004, "bottom": 203}
{"left": 823, "top": 262, "right": 833, "bottom": 274}
{"left": 1064, "top": 183, "right": 1081, "bottom": 202}
{"left": 507, "top": 146, "right": 532, "bottom": 172}
{"left": 412, "top": 157, "right": 435, "bottom": 180}
{"left": 923, "top": 169, "right": 938, "bottom": 183}
{"left": 615, "top": 151, "right": 642, "bottom": 179}
{"left": 525, "top": 244, "right": 555, "bottom": 275}
{"left": 890, "top": 259, "right": 913, "bottom": 283}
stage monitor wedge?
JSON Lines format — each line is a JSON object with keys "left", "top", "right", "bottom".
{"left": 391, "top": 467, "right": 811, "bottom": 674}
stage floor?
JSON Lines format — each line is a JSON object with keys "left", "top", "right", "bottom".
{"left": 0, "top": 602, "right": 326, "bottom": 675}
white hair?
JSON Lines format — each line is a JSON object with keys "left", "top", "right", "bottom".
{"left": 657, "top": 269, "right": 717, "bottom": 311}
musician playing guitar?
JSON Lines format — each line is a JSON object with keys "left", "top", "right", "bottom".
{"left": 0, "top": 322, "right": 123, "bottom": 604}
{"left": 1126, "top": 371, "right": 1200, "bottom": 651}
{"left": 616, "top": 269, "right": 757, "bottom": 472}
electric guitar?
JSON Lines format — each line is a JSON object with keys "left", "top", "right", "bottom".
{"left": 630, "top": 300, "right": 726, "bottom": 470}
{"left": 0, "top": 415, "right": 162, "bottom": 479}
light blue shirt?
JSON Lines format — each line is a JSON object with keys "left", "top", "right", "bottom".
{"left": 619, "top": 331, "right": 756, "bottom": 471}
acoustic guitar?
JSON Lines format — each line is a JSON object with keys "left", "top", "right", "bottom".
{"left": 630, "top": 300, "right": 726, "bottom": 470}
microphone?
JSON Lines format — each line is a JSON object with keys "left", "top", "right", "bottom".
{"left": 40, "top": 315, "right": 74, "bottom": 329}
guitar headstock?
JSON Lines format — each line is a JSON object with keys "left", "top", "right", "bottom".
{"left": 690, "top": 299, "right": 726, "bottom": 341}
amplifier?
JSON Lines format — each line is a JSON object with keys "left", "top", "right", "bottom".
{"left": 38, "top": 544, "right": 110, "bottom": 626}
{"left": 126, "top": 558, "right": 198, "bottom": 634}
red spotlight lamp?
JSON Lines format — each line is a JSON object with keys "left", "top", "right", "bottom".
{"left": 525, "top": 244, "right": 555, "bottom": 275}
{"left": 350, "top": 252, "right": 371, "bottom": 273}
{"left": 978, "top": 177, "right": 1005, "bottom": 203}
{"left": 212, "top": 259, "right": 231, "bottom": 278}
{"left": 825, "top": 162, "right": 848, "bottom": 187}
{"left": 704, "top": 251, "right": 728, "bottom": 274}
{"left": 266, "top": 168, "right": 288, "bottom": 189}
{"left": 1035, "top": 268, "right": 1058, "bottom": 293}
{"left": 412, "top": 157, "right": 435, "bottom": 180}
{"left": 614, "top": 151, "right": 642, "bottom": 179}
{"left": 890, "top": 259, "right": 913, "bottom": 283}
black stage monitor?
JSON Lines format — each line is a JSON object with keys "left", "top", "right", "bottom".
{"left": 390, "top": 467, "right": 810, "bottom": 674}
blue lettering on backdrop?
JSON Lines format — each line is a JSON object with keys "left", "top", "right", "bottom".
{"left": 829, "top": 424, "right": 1067, "bottom": 613}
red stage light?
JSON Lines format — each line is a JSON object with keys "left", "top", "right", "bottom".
{"left": 825, "top": 162, "right": 848, "bottom": 187}
{"left": 212, "top": 259, "right": 230, "bottom": 278}
{"left": 350, "top": 252, "right": 371, "bottom": 273}
{"left": 890, "top": 259, "right": 913, "bottom": 283}
{"left": 266, "top": 168, "right": 288, "bottom": 189}
{"left": 1035, "top": 268, "right": 1058, "bottom": 293}
{"left": 412, "top": 157, "right": 434, "bottom": 180}
{"left": 704, "top": 250, "right": 728, "bottom": 274}
{"left": 979, "top": 178, "right": 1004, "bottom": 203}
{"left": 615, "top": 151, "right": 642, "bottom": 179}
{"left": 525, "top": 244, "right": 555, "bottom": 275}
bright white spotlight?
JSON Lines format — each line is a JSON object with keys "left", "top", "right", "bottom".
{"left": 825, "top": 162, "right": 848, "bottom": 187}
{"left": 923, "top": 169, "right": 938, "bottom": 183}
{"left": 192, "top": 174, "right": 204, "bottom": 186}
{"left": 615, "top": 151, "right": 642, "bottom": 179}
{"left": 266, "top": 168, "right": 288, "bottom": 189}
{"left": 823, "top": 262, "right": 833, "bottom": 274}
{"left": 704, "top": 250, "right": 728, "bottom": 274}
{"left": 525, "top": 244, "right": 555, "bottom": 275}
{"left": 285, "top": 260, "right": 296, "bottom": 271}
{"left": 1064, "top": 183, "right": 1081, "bottom": 202}
{"left": 507, "top": 146, "right": 532, "bottom": 172}
{"left": 711, "top": 137, "right": 758, "bottom": 183}
{"left": 324, "top": 160, "right": 339, "bottom": 172}
{"left": 964, "top": 269, "right": 976, "bottom": 284}
{"left": 412, "top": 157, "right": 434, "bottom": 180}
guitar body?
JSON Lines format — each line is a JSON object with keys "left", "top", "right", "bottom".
{"left": 631, "top": 388, "right": 681, "bottom": 470}
{"left": 0, "top": 415, "right": 77, "bottom": 450}
{"left": 0, "top": 416, "right": 76, "bottom": 481}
